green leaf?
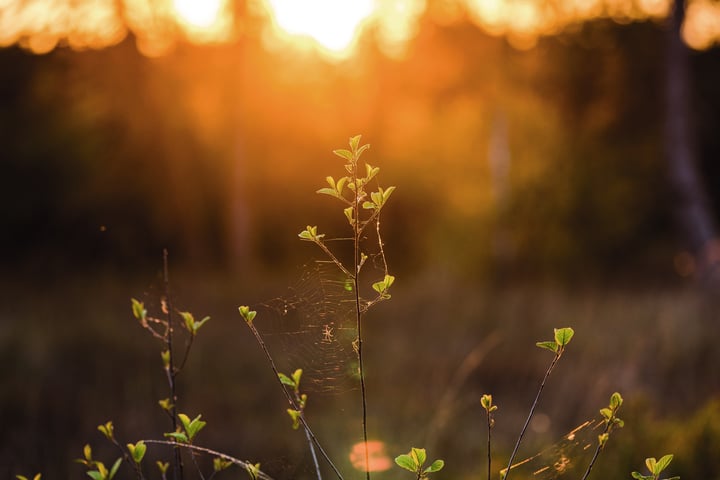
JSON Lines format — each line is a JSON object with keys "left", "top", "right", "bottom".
{"left": 127, "top": 441, "right": 146, "bottom": 463}
{"left": 164, "top": 432, "right": 189, "bottom": 443}
{"left": 344, "top": 206, "right": 354, "bottom": 224}
{"left": 356, "top": 144, "right": 370, "bottom": 158}
{"left": 655, "top": 455, "right": 673, "bottom": 474}
{"left": 383, "top": 185, "right": 396, "bottom": 202}
{"left": 86, "top": 472, "right": 103, "bottom": 480}
{"left": 349, "top": 135, "right": 361, "bottom": 151}
{"left": 185, "top": 414, "right": 207, "bottom": 440}
{"left": 238, "top": 306, "right": 257, "bottom": 324}
{"left": 83, "top": 444, "right": 93, "bottom": 462}
{"left": 286, "top": 409, "right": 301, "bottom": 430}
{"left": 278, "top": 372, "right": 295, "bottom": 388}
{"left": 131, "top": 298, "right": 147, "bottom": 324}
{"left": 365, "top": 163, "right": 379, "bottom": 181}
{"left": 411, "top": 448, "right": 427, "bottom": 468}
{"left": 213, "top": 457, "right": 232, "bottom": 472}
{"left": 161, "top": 350, "right": 170, "bottom": 368}
{"left": 600, "top": 407, "right": 612, "bottom": 420}
{"left": 333, "top": 148, "right": 353, "bottom": 162}
{"left": 554, "top": 327, "right": 574, "bottom": 346}
{"left": 108, "top": 458, "right": 122, "bottom": 480}
{"left": 333, "top": 149, "right": 353, "bottom": 161}
{"left": 631, "top": 473, "right": 651, "bottom": 480}
{"left": 317, "top": 187, "right": 339, "bottom": 198}
{"left": 291, "top": 368, "right": 303, "bottom": 387}
{"left": 598, "top": 433, "right": 609, "bottom": 447}
{"left": 646, "top": 458, "right": 657, "bottom": 473}
{"left": 424, "top": 459, "right": 445, "bottom": 473}
{"left": 536, "top": 341, "right": 558, "bottom": 353}
{"left": 97, "top": 421, "right": 114, "bottom": 440}
{"left": 158, "top": 398, "right": 172, "bottom": 411}
{"left": 245, "top": 462, "right": 261, "bottom": 480}
{"left": 193, "top": 316, "right": 210, "bottom": 334}
{"left": 394, "top": 454, "right": 417, "bottom": 472}
{"left": 179, "top": 311, "right": 195, "bottom": 332}
{"left": 156, "top": 462, "right": 169, "bottom": 474}
{"left": 362, "top": 201, "right": 376, "bottom": 210}
{"left": 610, "top": 391, "right": 623, "bottom": 409}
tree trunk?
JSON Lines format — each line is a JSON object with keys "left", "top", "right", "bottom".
{"left": 665, "top": 0, "right": 718, "bottom": 281}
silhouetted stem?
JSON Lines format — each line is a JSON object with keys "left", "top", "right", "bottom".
{"left": 246, "top": 322, "right": 344, "bottom": 480}
{"left": 352, "top": 161, "right": 371, "bottom": 480}
{"left": 163, "top": 249, "right": 184, "bottom": 480}
{"left": 486, "top": 413, "right": 492, "bottom": 480}
{"left": 141, "top": 440, "right": 275, "bottom": 480}
{"left": 503, "top": 351, "right": 562, "bottom": 480}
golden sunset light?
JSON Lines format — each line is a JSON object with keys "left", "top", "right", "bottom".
{"left": 262, "top": 0, "right": 374, "bottom": 58}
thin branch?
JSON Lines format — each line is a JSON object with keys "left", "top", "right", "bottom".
{"left": 503, "top": 352, "right": 562, "bottom": 480}
{"left": 245, "top": 321, "right": 344, "bottom": 480}
{"left": 163, "top": 249, "right": 184, "bottom": 480}
{"left": 141, "top": 440, "right": 274, "bottom": 480}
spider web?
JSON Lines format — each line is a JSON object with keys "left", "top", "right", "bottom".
{"left": 502, "top": 419, "right": 605, "bottom": 480}
{"left": 255, "top": 260, "right": 362, "bottom": 394}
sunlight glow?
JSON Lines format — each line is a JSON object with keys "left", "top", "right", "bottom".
{"left": 174, "top": 0, "right": 222, "bottom": 29}
{"left": 0, "top": 0, "right": 718, "bottom": 56}
{"left": 262, "top": 0, "right": 373, "bottom": 58}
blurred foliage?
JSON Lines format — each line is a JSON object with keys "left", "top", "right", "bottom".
{"left": 2, "top": 15, "right": 719, "bottom": 283}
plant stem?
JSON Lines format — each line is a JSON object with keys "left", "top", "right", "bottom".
{"left": 503, "top": 352, "right": 561, "bottom": 480}
{"left": 246, "top": 322, "right": 344, "bottom": 480}
{"left": 486, "top": 412, "right": 492, "bottom": 480}
{"left": 141, "top": 440, "right": 275, "bottom": 480}
{"left": 352, "top": 159, "right": 371, "bottom": 480}
{"left": 579, "top": 422, "right": 611, "bottom": 480}
{"left": 163, "top": 249, "right": 183, "bottom": 480}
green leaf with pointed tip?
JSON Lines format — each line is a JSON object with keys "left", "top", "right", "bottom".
{"left": 246, "top": 462, "right": 261, "bottom": 480}
{"left": 631, "top": 472, "right": 650, "bottom": 480}
{"left": 536, "top": 341, "right": 558, "bottom": 353}
{"left": 356, "top": 144, "right": 370, "bottom": 158}
{"left": 185, "top": 415, "right": 206, "bottom": 440}
{"left": 317, "top": 187, "right": 339, "bottom": 198}
{"left": 383, "top": 185, "right": 396, "bottom": 201}
{"left": 424, "top": 459, "right": 445, "bottom": 473}
{"left": 362, "top": 201, "right": 376, "bottom": 210}
{"left": 333, "top": 149, "right": 353, "bottom": 161}
{"left": 554, "top": 327, "right": 574, "bottom": 346}
{"left": 344, "top": 207, "right": 354, "bottom": 225}
{"left": 655, "top": 455, "right": 673, "bottom": 474}
{"left": 291, "top": 369, "right": 303, "bottom": 387}
{"left": 108, "top": 458, "right": 122, "bottom": 480}
{"left": 395, "top": 454, "right": 416, "bottom": 472}
{"left": 179, "top": 311, "right": 194, "bottom": 332}
{"left": 86, "top": 471, "right": 103, "bottom": 480}
{"left": 98, "top": 422, "right": 114, "bottom": 440}
{"left": 349, "top": 135, "right": 361, "bottom": 151}
{"left": 411, "top": 448, "right": 427, "bottom": 467}
{"left": 193, "top": 316, "right": 210, "bottom": 334}
{"left": 665, "top": 476, "right": 681, "bottom": 480}
{"left": 164, "top": 432, "right": 189, "bottom": 443}
{"left": 83, "top": 444, "right": 93, "bottom": 462}
{"left": 131, "top": 298, "right": 147, "bottom": 323}
{"left": 238, "top": 306, "right": 257, "bottom": 324}
{"left": 213, "top": 457, "right": 232, "bottom": 472}
{"left": 286, "top": 409, "right": 301, "bottom": 430}
{"left": 278, "top": 372, "right": 295, "bottom": 388}
{"left": 127, "top": 441, "right": 146, "bottom": 463}
{"left": 298, "top": 229, "right": 314, "bottom": 240}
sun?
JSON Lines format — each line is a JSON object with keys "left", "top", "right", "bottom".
{"left": 173, "top": 0, "right": 224, "bottom": 29}
{"left": 263, "top": 0, "right": 375, "bottom": 57}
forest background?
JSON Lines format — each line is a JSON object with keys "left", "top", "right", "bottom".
{"left": 1, "top": 0, "right": 720, "bottom": 479}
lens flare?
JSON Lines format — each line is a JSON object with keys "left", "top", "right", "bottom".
{"left": 349, "top": 440, "right": 392, "bottom": 472}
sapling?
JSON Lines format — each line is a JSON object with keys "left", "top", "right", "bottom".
{"left": 394, "top": 447, "right": 445, "bottom": 480}
{"left": 502, "top": 327, "right": 574, "bottom": 480}
{"left": 480, "top": 394, "right": 498, "bottom": 480}
{"left": 632, "top": 455, "right": 680, "bottom": 480}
